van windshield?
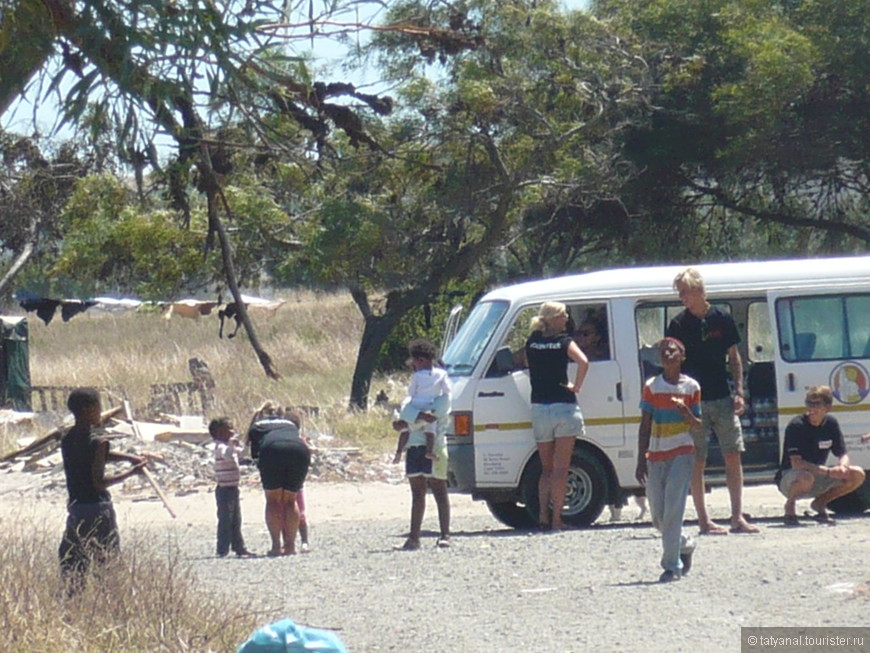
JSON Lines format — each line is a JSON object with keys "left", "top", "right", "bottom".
{"left": 441, "top": 300, "right": 508, "bottom": 376}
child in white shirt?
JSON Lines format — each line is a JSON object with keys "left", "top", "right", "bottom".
{"left": 392, "top": 339, "right": 451, "bottom": 462}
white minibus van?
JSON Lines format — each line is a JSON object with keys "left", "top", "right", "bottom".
{"left": 441, "top": 256, "right": 870, "bottom": 528}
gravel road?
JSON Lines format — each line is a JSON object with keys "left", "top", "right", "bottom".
{"left": 156, "top": 485, "right": 870, "bottom": 652}
{"left": 6, "top": 481, "right": 869, "bottom": 652}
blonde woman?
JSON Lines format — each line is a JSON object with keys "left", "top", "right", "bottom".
{"left": 524, "top": 301, "right": 589, "bottom": 530}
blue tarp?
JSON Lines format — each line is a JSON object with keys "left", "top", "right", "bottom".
{"left": 236, "top": 618, "right": 349, "bottom": 653}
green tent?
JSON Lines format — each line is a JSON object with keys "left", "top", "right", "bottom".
{"left": 0, "top": 316, "right": 31, "bottom": 411}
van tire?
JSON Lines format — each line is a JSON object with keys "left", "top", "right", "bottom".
{"left": 828, "top": 472, "right": 870, "bottom": 515}
{"left": 485, "top": 499, "right": 538, "bottom": 529}
{"left": 562, "top": 449, "right": 608, "bottom": 526}
{"left": 520, "top": 448, "right": 609, "bottom": 528}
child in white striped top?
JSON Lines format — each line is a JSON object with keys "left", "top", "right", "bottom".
{"left": 211, "top": 417, "right": 255, "bottom": 557}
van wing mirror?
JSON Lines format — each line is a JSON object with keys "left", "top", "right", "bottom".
{"left": 487, "top": 346, "right": 516, "bottom": 378}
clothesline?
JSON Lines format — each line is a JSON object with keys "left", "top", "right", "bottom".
{"left": 12, "top": 291, "right": 285, "bottom": 326}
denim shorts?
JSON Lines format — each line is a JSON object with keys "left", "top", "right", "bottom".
{"left": 531, "top": 402, "right": 585, "bottom": 443}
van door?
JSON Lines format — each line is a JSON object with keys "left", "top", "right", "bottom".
{"left": 472, "top": 302, "right": 625, "bottom": 489}
{"left": 770, "top": 290, "right": 870, "bottom": 461}
{"left": 571, "top": 302, "right": 625, "bottom": 449}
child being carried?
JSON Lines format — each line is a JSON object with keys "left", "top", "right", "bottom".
{"left": 392, "top": 339, "right": 451, "bottom": 463}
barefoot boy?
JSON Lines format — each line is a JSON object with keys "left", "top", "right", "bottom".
{"left": 636, "top": 338, "right": 701, "bottom": 583}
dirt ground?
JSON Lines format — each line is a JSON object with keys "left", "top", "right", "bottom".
{"left": 0, "top": 474, "right": 850, "bottom": 530}
{"left": 4, "top": 476, "right": 870, "bottom": 652}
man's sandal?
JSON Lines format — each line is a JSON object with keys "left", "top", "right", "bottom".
{"left": 783, "top": 514, "right": 802, "bottom": 527}
{"left": 804, "top": 510, "right": 836, "bottom": 525}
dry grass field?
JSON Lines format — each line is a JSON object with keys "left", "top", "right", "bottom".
{"left": 0, "top": 290, "right": 408, "bottom": 652}
{"left": 3, "top": 290, "right": 403, "bottom": 455}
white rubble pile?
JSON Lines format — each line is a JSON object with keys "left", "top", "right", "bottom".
{"left": 2, "top": 425, "right": 403, "bottom": 501}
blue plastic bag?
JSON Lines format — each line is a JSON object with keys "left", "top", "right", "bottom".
{"left": 236, "top": 618, "right": 349, "bottom": 653}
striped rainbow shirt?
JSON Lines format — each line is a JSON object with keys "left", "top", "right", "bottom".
{"left": 640, "top": 374, "right": 702, "bottom": 461}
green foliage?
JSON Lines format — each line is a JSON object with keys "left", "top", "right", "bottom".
{"left": 377, "top": 277, "right": 489, "bottom": 372}
{"left": 51, "top": 175, "right": 213, "bottom": 298}
{"left": 592, "top": 0, "right": 870, "bottom": 256}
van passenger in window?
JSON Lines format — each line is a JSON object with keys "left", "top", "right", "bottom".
{"left": 574, "top": 313, "right": 609, "bottom": 361}
{"left": 667, "top": 268, "right": 759, "bottom": 535}
{"left": 525, "top": 301, "right": 589, "bottom": 530}
{"left": 776, "top": 385, "right": 866, "bottom": 526}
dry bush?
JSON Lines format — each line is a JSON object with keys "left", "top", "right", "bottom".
{"left": 11, "top": 291, "right": 407, "bottom": 455}
{"left": 0, "top": 521, "right": 258, "bottom": 652}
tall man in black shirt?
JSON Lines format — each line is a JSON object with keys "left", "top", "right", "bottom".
{"left": 667, "top": 268, "right": 758, "bottom": 534}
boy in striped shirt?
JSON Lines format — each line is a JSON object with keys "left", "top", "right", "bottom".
{"left": 211, "top": 417, "right": 255, "bottom": 557}
{"left": 636, "top": 337, "right": 701, "bottom": 583}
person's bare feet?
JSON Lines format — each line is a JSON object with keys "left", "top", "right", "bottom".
{"left": 729, "top": 518, "right": 759, "bottom": 534}
{"left": 699, "top": 521, "right": 728, "bottom": 535}
{"left": 397, "top": 538, "right": 420, "bottom": 551}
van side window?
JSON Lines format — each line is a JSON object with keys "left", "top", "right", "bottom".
{"left": 777, "top": 294, "right": 870, "bottom": 361}
{"left": 498, "top": 305, "right": 541, "bottom": 370}
{"left": 747, "top": 301, "right": 773, "bottom": 363}
{"left": 635, "top": 305, "right": 673, "bottom": 380}
{"left": 635, "top": 302, "right": 734, "bottom": 378}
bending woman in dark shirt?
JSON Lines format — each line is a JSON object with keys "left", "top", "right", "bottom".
{"left": 247, "top": 402, "right": 311, "bottom": 556}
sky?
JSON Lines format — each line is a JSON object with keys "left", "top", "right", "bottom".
{"left": 1, "top": 0, "right": 591, "bottom": 140}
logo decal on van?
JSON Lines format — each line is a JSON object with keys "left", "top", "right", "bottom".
{"left": 830, "top": 362, "right": 870, "bottom": 405}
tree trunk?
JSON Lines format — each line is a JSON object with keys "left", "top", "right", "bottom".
{"left": 349, "top": 312, "right": 402, "bottom": 410}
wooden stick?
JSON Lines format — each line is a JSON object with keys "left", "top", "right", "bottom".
{"left": 122, "top": 400, "right": 176, "bottom": 518}
{"left": 139, "top": 466, "right": 177, "bottom": 519}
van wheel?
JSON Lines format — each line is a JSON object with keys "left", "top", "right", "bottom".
{"left": 485, "top": 499, "right": 538, "bottom": 529}
{"left": 561, "top": 450, "right": 608, "bottom": 527}
{"left": 520, "top": 449, "right": 608, "bottom": 528}
{"left": 828, "top": 472, "right": 870, "bottom": 514}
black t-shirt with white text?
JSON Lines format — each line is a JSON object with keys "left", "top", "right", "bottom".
{"left": 666, "top": 306, "right": 740, "bottom": 401}
{"left": 525, "top": 330, "right": 575, "bottom": 404}
{"left": 776, "top": 414, "right": 847, "bottom": 482}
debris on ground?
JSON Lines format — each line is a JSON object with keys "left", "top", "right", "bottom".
{"left": 0, "top": 412, "right": 403, "bottom": 502}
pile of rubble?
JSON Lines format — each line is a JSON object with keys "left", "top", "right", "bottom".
{"left": 1, "top": 410, "right": 403, "bottom": 502}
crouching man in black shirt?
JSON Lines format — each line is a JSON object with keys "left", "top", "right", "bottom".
{"left": 776, "top": 385, "right": 865, "bottom": 526}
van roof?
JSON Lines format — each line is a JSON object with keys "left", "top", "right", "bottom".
{"left": 483, "top": 255, "right": 870, "bottom": 304}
